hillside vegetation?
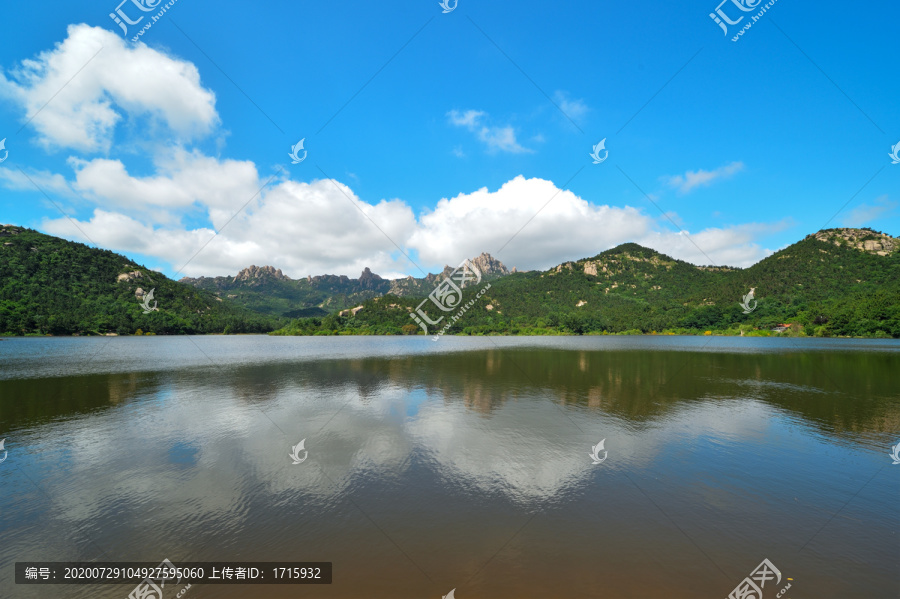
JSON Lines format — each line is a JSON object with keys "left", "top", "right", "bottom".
{"left": 2, "top": 225, "right": 897, "bottom": 338}
{"left": 0, "top": 225, "right": 281, "bottom": 335}
{"left": 274, "top": 229, "right": 900, "bottom": 338}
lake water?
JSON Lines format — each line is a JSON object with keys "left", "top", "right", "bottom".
{"left": 1, "top": 336, "right": 898, "bottom": 598}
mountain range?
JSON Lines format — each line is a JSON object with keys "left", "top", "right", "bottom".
{"left": 179, "top": 252, "right": 513, "bottom": 318}
{"left": 268, "top": 227, "right": 900, "bottom": 338}
{"left": 1, "top": 225, "right": 897, "bottom": 337}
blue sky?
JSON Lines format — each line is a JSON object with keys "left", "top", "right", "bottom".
{"left": 1, "top": 0, "right": 897, "bottom": 279}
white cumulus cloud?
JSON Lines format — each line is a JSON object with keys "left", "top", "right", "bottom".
{"left": 40, "top": 171, "right": 781, "bottom": 276}
{"left": 409, "top": 176, "right": 647, "bottom": 270}
{"left": 0, "top": 24, "right": 218, "bottom": 152}
{"left": 8, "top": 26, "right": 780, "bottom": 279}
{"left": 42, "top": 174, "right": 419, "bottom": 279}
{"left": 69, "top": 148, "right": 261, "bottom": 217}
{"left": 407, "top": 175, "right": 777, "bottom": 270}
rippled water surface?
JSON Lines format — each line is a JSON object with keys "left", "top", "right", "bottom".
{"left": 1, "top": 336, "right": 898, "bottom": 598}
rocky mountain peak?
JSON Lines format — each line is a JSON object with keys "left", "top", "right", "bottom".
{"left": 357, "top": 266, "right": 384, "bottom": 290}
{"left": 233, "top": 265, "right": 290, "bottom": 283}
{"left": 469, "top": 252, "right": 509, "bottom": 277}
{"left": 813, "top": 228, "right": 897, "bottom": 256}
{"left": 430, "top": 253, "right": 510, "bottom": 284}
{"left": 0, "top": 225, "right": 23, "bottom": 236}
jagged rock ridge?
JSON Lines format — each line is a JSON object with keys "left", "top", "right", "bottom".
{"left": 234, "top": 265, "right": 289, "bottom": 282}
{"left": 181, "top": 253, "right": 511, "bottom": 317}
{"left": 812, "top": 228, "right": 897, "bottom": 256}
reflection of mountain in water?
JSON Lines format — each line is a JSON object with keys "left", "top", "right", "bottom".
{"left": 2, "top": 345, "right": 897, "bottom": 444}
{"left": 2, "top": 340, "right": 897, "bottom": 599}
{"left": 271, "top": 347, "right": 898, "bottom": 439}
{"left": 0, "top": 371, "right": 166, "bottom": 430}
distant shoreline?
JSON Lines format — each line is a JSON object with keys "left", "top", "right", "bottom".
{"left": 2, "top": 330, "right": 894, "bottom": 340}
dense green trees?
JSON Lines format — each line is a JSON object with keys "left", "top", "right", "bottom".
{"left": 2, "top": 225, "right": 897, "bottom": 338}
{"left": 0, "top": 227, "right": 281, "bottom": 335}
{"left": 274, "top": 231, "right": 900, "bottom": 338}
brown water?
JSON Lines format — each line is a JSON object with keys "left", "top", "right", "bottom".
{"left": 1, "top": 336, "right": 898, "bottom": 598}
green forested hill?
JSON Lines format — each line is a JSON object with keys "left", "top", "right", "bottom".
{"left": 2, "top": 224, "right": 897, "bottom": 338}
{"left": 275, "top": 228, "right": 900, "bottom": 338}
{"left": 0, "top": 225, "right": 281, "bottom": 335}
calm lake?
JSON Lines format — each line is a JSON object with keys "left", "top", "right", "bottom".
{"left": 1, "top": 336, "right": 898, "bottom": 598}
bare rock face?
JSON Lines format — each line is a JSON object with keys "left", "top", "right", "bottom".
{"left": 233, "top": 265, "right": 289, "bottom": 283}
{"left": 813, "top": 228, "right": 897, "bottom": 256}
{"left": 188, "top": 252, "right": 509, "bottom": 302}
{"left": 433, "top": 253, "right": 509, "bottom": 280}
{"left": 357, "top": 267, "right": 383, "bottom": 290}
{"left": 0, "top": 225, "right": 23, "bottom": 237}
{"left": 116, "top": 270, "right": 143, "bottom": 282}
{"left": 384, "top": 253, "right": 509, "bottom": 296}
{"left": 387, "top": 278, "right": 418, "bottom": 296}
{"left": 338, "top": 305, "right": 365, "bottom": 317}
{"left": 469, "top": 253, "right": 509, "bottom": 277}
